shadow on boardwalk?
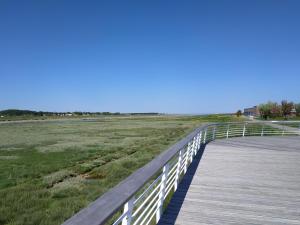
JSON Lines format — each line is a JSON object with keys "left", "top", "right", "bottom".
{"left": 158, "top": 143, "right": 207, "bottom": 225}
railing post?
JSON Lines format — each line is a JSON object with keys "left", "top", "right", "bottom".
{"left": 194, "top": 134, "right": 199, "bottom": 156}
{"left": 200, "top": 131, "right": 203, "bottom": 144}
{"left": 190, "top": 137, "right": 196, "bottom": 163}
{"left": 156, "top": 164, "right": 169, "bottom": 223}
{"left": 174, "top": 150, "right": 182, "bottom": 191}
{"left": 197, "top": 131, "right": 202, "bottom": 152}
{"left": 212, "top": 126, "right": 216, "bottom": 140}
{"left": 203, "top": 129, "right": 207, "bottom": 143}
{"left": 261, "top": 125, "right": 264, "bottom": 136}
{"left": 194, "top": 133, "right": 199, "bottom": 154}
{"left": 184, "top": 142, "right": 191, "bottom": 174}
{"left": 226, "top": 124, "right": 229, "bottom": 139}
{"left": 195, "top": 135, "right": 198, "bottom": 154}
{"left": 242, "top": 123, "right": 246, "bottom": 137}
{"left": 122, "top": 197, "right": 135, "bottom": 225}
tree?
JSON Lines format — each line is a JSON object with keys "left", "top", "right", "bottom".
{"left": 236, "top": 110, "right": 242, "bottom": 117}
{"left": 258, "top": 102, "right": 273, "bottom": 119}
{"left": 270, "top": 103, "right": 281, "bottom": 118}
{"left": 73, "top": 111, "right": 83, "bottom": 116}
{"left": 295, "top": 103, "right": 300, "bottom": 116}
{"left": 281, "top": 100, "right": 294, "bottom": 119}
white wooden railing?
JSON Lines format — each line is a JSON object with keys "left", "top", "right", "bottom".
{"left": 63, "top": 121, "right": 300, "bottom": 225}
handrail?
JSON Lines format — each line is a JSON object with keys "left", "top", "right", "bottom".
{"left": 62, "top": 121, "right": 300, "bottom": 225}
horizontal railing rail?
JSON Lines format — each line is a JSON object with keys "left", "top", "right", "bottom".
{"left": 62, "top": 121, "right": 300, "bottom": 225}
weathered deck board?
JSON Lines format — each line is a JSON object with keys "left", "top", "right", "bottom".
{"left": 159, "top": 136, "right": 300, "bottom": 225}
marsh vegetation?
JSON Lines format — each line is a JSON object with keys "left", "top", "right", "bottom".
{"left": 0, "top": 115, "right": 242, "bottom": 225}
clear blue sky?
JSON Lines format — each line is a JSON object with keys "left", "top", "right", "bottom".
{"left": 1, "top": 0, "right": 299, "bottom": 113}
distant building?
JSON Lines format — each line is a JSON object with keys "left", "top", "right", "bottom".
{"left": 244, "top": 106, "right": 260, "bottom": 117}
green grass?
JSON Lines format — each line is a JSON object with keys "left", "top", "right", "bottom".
{"left": 255, "top": 116, "right": 300, "bottom": 121}
{"left": 275, "top": 122, "right": 300, "bottom": 129}
{"left": 0, "top": 114, "right": 243, "bottom": 225}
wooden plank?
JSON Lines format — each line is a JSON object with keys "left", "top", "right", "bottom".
{"left": 160, "top": 136, "right": 300, "bottom": 225}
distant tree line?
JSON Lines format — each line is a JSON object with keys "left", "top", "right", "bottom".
{"left": 0, "top": 109, "right": 160, "bottom": 117}
{"left": 258, "top": 100, "right": 300, "bottom": 119}
{"left": 0, "top": 109, "right": 47, "bottom": 116}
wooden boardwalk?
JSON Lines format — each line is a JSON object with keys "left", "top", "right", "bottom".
{"left": 159, "top": 136, "right": 300, "bottom": 225}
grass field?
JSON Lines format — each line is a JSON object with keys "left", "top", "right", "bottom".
{"left": 276, "top": 121, "right": 300, "bottom": 129}
{"left": 255, "top": 116, "right": 300, "bottom": 121}
{"left": 0, "top": 114, "right": 243, "bottom": 225}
